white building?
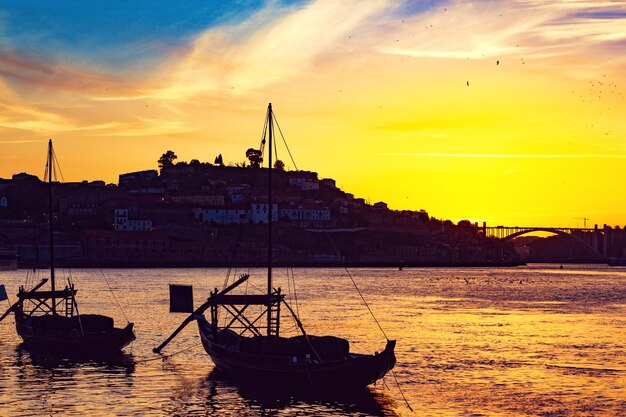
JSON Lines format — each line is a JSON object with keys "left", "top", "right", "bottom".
{"left": 118, "top": 170, "right": 158, "bottom": 186}
{"left": 227, "top": 184, "right": 250, "bottom": 203}
{"left": 279, "top": 207, "right": 300, "bottom": 221}
{"left": 193, "top": 208, "right": 250, "bottom": 225}
{"left": 300, "top": 205, "right": 331, "bottom": 222}
{"left": 114, "top": 208, "right": 153, "bottom": 231}
{"left": 171, "top": 194, "right": 225, "bottom": 206}
{"left": 278, "top": 204, "right": 331, "bottom": 223}
{"left": 251, "top": 203, "right": 279, "bottom": 224}
{"left": 288, "top": 177, "right": 319, "bottom": 191}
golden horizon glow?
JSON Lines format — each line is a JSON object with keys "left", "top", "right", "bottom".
{"left": 1, "top": 0, "right": 625, "bottom": 228}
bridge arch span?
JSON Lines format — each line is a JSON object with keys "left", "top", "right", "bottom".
{"left": 502, "top": 228, "right": 603, "bottom": 260}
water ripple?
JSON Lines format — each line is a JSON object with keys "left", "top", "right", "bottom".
{"left": 0, "top": 265, "right": 624, "bottom": 416}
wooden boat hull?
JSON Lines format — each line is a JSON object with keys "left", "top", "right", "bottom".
{"left": 15, "top": 311, "right": 135, "bottom": 355}
{"left": 197, "top": 316, "right": 395, "bottom": 392}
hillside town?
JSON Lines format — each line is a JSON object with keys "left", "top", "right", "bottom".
{"left": 0, "top": 152, "right": 521, "bottom": 267}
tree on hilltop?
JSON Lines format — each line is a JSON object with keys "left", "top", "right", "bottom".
{"left": 158, "top": 150, "right": 178, "bottom": 169}
{"left": 246, "top": 148, "right": 263, "bottom": 168}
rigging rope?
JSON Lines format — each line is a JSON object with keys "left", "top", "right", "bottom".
{"left": 220, "top": 223, "right": 249, "bottom": 326}
{"left": 260, "top": 107, "right": 269, "bottom": 150}
{"left": 324, "top": 232, "right": 389, "bottom": 341}
{"left": 285, "top": 269, "right": 293, "bottom": 310}
{"left": 272, "top": 115, "right": 279, "bottom": 164}
{"left": 223, "top": 226, "right": 245, "bottom": 291}
{"left": 284, "top": 269, "right": 297, "bottom": 332}
{"left": 52, "top": 145, "right": 65, "bottom": 183}
{"left": 26, "top": 268, "right": 42, "bottom": 291}
{"left": 66, "top": 267, "right": 75, "bottom": 288}
{"left": 271, "top": 112, "right": 298, "bottom": 171}
{"left": 98, "top": 269, "right": 131, "bottom": 324}
{"left": 223, "top": 266, "right": 233, "bottom": 291}
{"left": 44, "top": 143, "right": 65, "bottom": 183}
{"left": 289, "top": 267, "right": 300, "bottom": 318}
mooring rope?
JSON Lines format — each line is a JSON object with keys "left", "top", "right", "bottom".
{"left": 134, "top": 343, "right": 197, "bottom": 364}
{"left": 98, "top": 269, "right": 131, "bottom": 324}
{"left": 324, "top": 232, "right": 388, "bottom": 340}
{"left": 344, "top": 267, "right": 388, "bottom": 341}
{"left": 323, "top": 233, "right": 415, "bottom": 410}
{"left": 390, "top": 369, "right": 414, "bottom": 412}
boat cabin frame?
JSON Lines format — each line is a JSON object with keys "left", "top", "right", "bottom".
{"left": 208, "top": 280, "right": 283, "bottom": 337}
{"left": 17, "top": 283, "right": 78, "bottom": 318}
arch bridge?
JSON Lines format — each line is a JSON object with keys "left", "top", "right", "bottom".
{"left": 482, "top": 224, "right": 616, "bottom": 261}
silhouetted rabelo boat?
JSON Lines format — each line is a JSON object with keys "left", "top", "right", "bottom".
{"left": 0, "top": 140, "right": 135, "bottom": 355}
{"left": 155, "top": 104, "right": 395, "bottom": 392}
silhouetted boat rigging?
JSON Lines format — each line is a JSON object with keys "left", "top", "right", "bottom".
{"left": 155, "top": 103, "right": 396, "bottom": 392}
{"left": 0, "top": 140, "right": 135, "bottom": 354}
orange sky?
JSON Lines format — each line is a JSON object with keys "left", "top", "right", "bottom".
{"left": 1, "top": 0, "right": 625, "bottom": 227}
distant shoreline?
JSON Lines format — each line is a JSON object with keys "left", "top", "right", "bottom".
{"left": 17, "top": 260, "right": 530, "bottom": 269}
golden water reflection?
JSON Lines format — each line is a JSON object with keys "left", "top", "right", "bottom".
{"left": 0, "top": 264, "right": 624, "bottom": 416}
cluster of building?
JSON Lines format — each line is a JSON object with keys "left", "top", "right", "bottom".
{"left": 0, "top": 162, "right": 521, "bottom": 267}
{"left": 113, "top": 166, "right": 400, "bottom": 231}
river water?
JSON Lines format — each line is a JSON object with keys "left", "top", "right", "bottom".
{"left": 0, "top": 265, "right": 624, "bottom": 416}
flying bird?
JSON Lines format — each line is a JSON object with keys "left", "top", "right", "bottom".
{"left": 466, "top": 81, "right": 469, "bottom": 87}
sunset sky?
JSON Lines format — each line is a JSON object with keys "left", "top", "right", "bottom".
{"left": 1, "top": 0, "right": 625, "bottom": 227}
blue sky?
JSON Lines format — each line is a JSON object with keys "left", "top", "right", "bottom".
{"left": 0, "top": 1, "right": 308, "bottom": 69}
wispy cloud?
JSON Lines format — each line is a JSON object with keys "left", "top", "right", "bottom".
{"left": 0, "top": 138, "right": 46, "bottom": 145}
{"left": 379, "top": 0, "right": 626, "bottom": 65}
{"left": 377, "top": 153, "right": 626, "bottom": 159}
{"left": 0, "top": 51, "right": 143, "bottom": 96}
{"left": 151, "top": 0, "right": 393, "bottom": 99}
{"left": 0, "top": 99, "right": 71, "bottom": 133}
{"left": 92, "top": 118, "right": 198, "bottom": 137}
{"left": 0, "top": 1, "right": 395, "bottom": 105}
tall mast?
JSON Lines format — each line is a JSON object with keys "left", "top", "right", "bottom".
{"left": 266, "top": 103, "right": 273, "bottom": 335}
{"left": 48, "top": 139, "right": 56, "bottom": 314}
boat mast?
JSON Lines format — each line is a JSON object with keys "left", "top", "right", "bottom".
{"left": 266, "top": 103, "right": 273, "bottom": 335}
{"left": 47, "top": 139, "right": 56, "bottom": 314}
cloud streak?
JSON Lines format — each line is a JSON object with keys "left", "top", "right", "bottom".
{"left": 0, "top": 138, "right": 46, "bottom": 145}
{"left": 378, "top": 153, "right": 626, "bottom": 159}
{"left": 0, "top": 51, "right": 144, "bottom": 96}
{"left": 379, "top": 0, "right": 626, "bottom": 66}
{"left": 151, "top": 0, "right": 393, "bottom": 99}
